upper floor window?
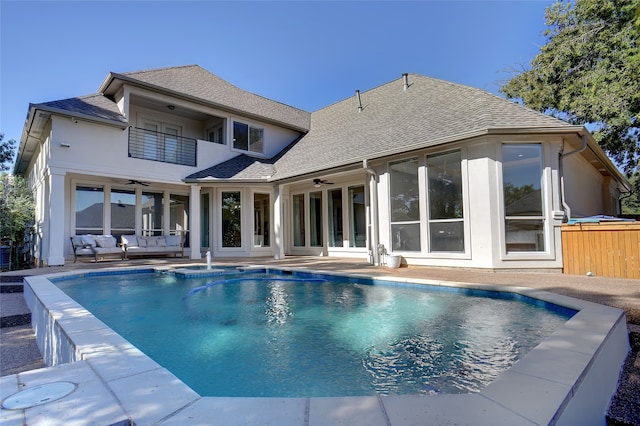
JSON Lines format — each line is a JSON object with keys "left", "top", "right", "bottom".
{"left": 502, "top": 144, "right": 545, "bottom": 252}
{"left": 206, "top": 117, "right": 226, "bottom": 144}
{"left": 233, "top": 121, "right": 264, "bottom": 154}
{"left": 208, "top": 125, "right": 225, "bottom": 144}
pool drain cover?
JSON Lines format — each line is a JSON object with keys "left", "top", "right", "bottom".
{"left": 2, "top": 382, "right": 77, "bottom": 410}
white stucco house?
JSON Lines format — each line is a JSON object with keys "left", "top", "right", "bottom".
{"left": 14, "top": 65, "right": 630, "bottom": 269}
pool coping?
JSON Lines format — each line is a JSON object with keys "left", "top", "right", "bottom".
{"left": 1, "top": 264, "right": 631, "bottom": 426}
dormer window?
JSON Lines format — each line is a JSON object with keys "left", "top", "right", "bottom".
{"left": 233, "top": 121, "right": 264, "bottom": 154}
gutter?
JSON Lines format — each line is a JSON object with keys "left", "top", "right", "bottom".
{"left": 363, "top": 159, "right": 380, "bottom": 265}
{"left": 559, "top": 134, "right": 588, "bottom": 221}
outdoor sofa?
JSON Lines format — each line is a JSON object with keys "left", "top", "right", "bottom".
{"left": 120, "top": 235, "right": 184, "bottom": 260}
{"left": 70, "top": 235, "right": 123, "bottom": 262}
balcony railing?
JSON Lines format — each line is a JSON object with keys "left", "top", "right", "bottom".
{"left": 128, "top": 127, "right": 197, "bottom": 166}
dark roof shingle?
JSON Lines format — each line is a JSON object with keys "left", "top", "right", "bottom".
{"left": 36, "top": 94, "right": 128, "bottom": 124}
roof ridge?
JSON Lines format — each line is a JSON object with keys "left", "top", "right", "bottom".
{"left": 120, "top": 64, "right": 201, "bottom": 77}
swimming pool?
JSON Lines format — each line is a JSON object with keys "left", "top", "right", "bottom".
{"left": 53, "top": 268, "right": 573, "bottom": 397}
{"left": 20, "top": 265, "right": 630, "bottom": 425}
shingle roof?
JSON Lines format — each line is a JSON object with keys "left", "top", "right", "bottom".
{"left": 269, "top": 74, "right": 573, "bottom": 180}
{"left": 185, "top": 136, "right": 302, "bottom": 181}
{"left": 35, "top": 94, "right": 128, "bottom": 124}
{"left": 185, "top": 154, "right": 276, "bottom": 181}
{"left": 107, "top": 65, "right": 310, "bottom": 131}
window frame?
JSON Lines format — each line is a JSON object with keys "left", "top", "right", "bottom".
{"left": 253, "top": 192, "right": 271, "bottom": 248}
{"left": 233, "top": 120, "right": 264, "bottom": 154}
{"left": 220, "top": 190, "right": 243, "bottom": 249}
{"left": 426, "top": 150, "right": 465, "bottom": 253}
{"left": 388, "top": 157, "right": 421, "bottom": 253}
{"left": 499, "top": 142, "right": 553, "bottom": 259}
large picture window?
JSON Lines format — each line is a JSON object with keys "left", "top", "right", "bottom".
{"left": 389, "top": 158, "right": 421, "bottom": 251}
{"left": 75, "top": 186, "right": 104, "bottom": 235}
{"left": 328, "top": 189, "right": 343, "bottom": 247}
{"left": 221, "top": 192, "right": 241, "bottom": 248}
{"left": 502, "top": 144, "right": 545, "bottom": 252}
{"left": 110, "top": 189, "right": 135, "bottom": 238}
{"left": 310, "top": 191, "right": 323, "bottom": 247}
{"left": 348, "top": 186, "right": 366, "bottom": 248}
{"left": 142, "top": 192, "right": 163, "bottom": 236}
{"left": 427, "top": 150, "right": 464, "bottom": 252}
{"left": 170, "top": 194, "right": 189, "bottom": 246}
{"left": 254, "top": 193, "right": 270, "bottom": 247}
{"left": 292, "top": 194, "right": 305, "bottom": 247}
{"left": 233, "top": 121, "right": 264, "bottom": 154}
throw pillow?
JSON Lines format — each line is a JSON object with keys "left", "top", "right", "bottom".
{"left": 165, "top": 235, "right": 181, "bottom": 247}
{"left": 81, "top": 235, "right": 97, "bottom": 247}
{"left": 121, "top": 235, "right": 138, "bottom": 247}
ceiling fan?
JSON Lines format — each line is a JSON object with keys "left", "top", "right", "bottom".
{"left": 127, "top": 179, "right": 150, "bottom": 186}
{"left": 313, "top": 178, "right": 334, "bottom": 187}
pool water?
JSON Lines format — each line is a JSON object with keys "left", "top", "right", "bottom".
{"left": 55, "top": 270, "right": 573, "bottom": 397}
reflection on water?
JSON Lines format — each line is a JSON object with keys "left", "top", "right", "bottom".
{"left": 56, "top": 272, "right": 573, "bottom": 397}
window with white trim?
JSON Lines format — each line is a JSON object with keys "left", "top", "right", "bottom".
{"left": 389, "top": 158, "right": 421, "bottom": 251}
{"left": 502, "top": 144, "right": 545, "bottom": 252}
{"left": 427, "top": 150, "right": 464, "bottom": 252}
{"left": 233, "top": 121, "right": 264, "bottom": 153}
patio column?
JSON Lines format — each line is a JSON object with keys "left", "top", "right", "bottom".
{"left": 46, "top": 168, "right": 66, "bottom": 266}
{"left": 189, "top": 184, "right": 201, "bottom": 259}
{"left": 273, "top": 184, "right": 285, "bottom": 259}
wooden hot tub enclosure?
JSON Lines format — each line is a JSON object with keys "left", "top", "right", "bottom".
{"left": 561, "top": 222, "right": 640, "bottom": 279}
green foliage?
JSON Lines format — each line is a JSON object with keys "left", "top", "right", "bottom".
{"left": 0, "top": 173, "right": 35, "bottom": 270}
{"left": 500, "top": 0, "right": 640, "bottom": 175}
{"left": 0, "top": 133, "right": 16, "bottom": 172}
{"left": 503, "top": 183, "right": 538, "bottom": 210}
{"left": 621, "top": 172, "right": 640, "bottom": 213}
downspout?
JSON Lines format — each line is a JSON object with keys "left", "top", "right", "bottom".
{"left": 559, "top": 134, "right": 588, "bottom": 222}
{"left": 363, "top": 159, "right": 380, "bottom": 265}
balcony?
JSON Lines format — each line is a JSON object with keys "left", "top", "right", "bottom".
{"left": 128, "top": 127, "right": 197, "bottom": 166}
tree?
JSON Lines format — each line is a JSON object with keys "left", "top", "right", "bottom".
{"left": 0, "top": 133, "right": 16, "bottom": 172}
{"left": 0, "top": 173, "right": 35, "bottom": 270}
{"left": 621, "top": 173, "right": 640, "bottom": 214}
{"left": 500, "top": 0, "right": 640, "bottom": 175}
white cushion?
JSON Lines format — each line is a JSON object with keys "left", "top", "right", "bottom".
{"left": 81, "top": 235, "right": 97, "bottom": 247}
{"left": 121, "top": 235, "right": 138, "bottom": 247}
{"left": 165, "top": 235, "right": 181, "bottom": 247}
{"left": 126, "top": 246, "right": 146, "bottom": 253}
{"left": 145, "top": 237, "right": 159, "bottom": 247}
{"left": 75, "top": 247, "right": 94, "bottom": 255}
{"left": 156, "top": 237, "right": 166, "bottom": 247}
{"left": 95, "top": 236, "right": 117, "bottom": 248}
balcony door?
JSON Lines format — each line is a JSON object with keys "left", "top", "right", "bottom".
{"left": 143, "top": 120, "right": 160, "bottom": 161}
{"left": 141, "top": 118, "right": 182, "bottom": 163}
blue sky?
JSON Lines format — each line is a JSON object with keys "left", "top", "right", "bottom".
{"left": 1, "top": 1, "right": 553, "bottom": 152}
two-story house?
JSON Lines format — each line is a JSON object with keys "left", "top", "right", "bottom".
{"left": 14, "top": 65, "right": 630, "bottom": 269}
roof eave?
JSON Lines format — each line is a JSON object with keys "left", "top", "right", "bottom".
{"left": 100, "top": 72, "right": 310, "bottom": 133}
{"left": 183, "top": 177, "right": 271, "bottom": 184}
{"left": 13, "top": 103, "right": 128, "bottom": 175}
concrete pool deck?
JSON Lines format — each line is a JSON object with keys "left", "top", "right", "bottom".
{"left": 1, "top": 257, "right": 638, "bottom": 425}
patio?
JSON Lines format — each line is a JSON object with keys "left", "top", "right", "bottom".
{"left": 1, "top": 257, "right": 639, "bottom": 425}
